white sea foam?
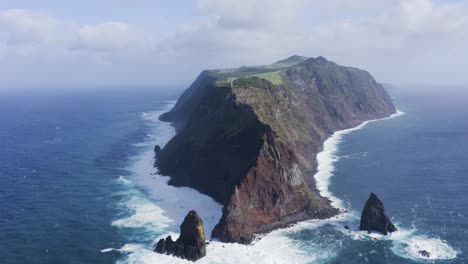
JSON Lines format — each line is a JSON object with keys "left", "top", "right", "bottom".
{"left": 110, "top": 101, "right": 323, "bottom": 264}
{"left": 339, "top": 224, "right": 459, "bottom": 261}
{"left": 393, "top": 233, "right": 459, "bottom": 261}
{"left": 101, "top": 248, "right": 114, "bottom": 253}
{"left": 111, "top": 187, "right": 173, "bottom": 231}
{"left": 116, "top": 175, "right": 131, "bottom": 185}
{"left": 315, "top": 110, "right": 405, "bottom": 209}
{"left": 108, "top": 105, "right": 459, "bottom": 263}
{"left": 117, "top": 234, "right": 318, "bottom": 264}
{"left": 110, "top": 101, "right": 221, "bottom": 240}
{"left": 313, "top": 109, "right": 459, "bottom": 261}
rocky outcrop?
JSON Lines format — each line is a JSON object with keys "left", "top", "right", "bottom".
{"left": 156, "top": 56, "right": 396, "bottom": 243}
{"left": 359, "top": 193, "right": 397, "bottom": 235}
{"left": 154, "top": 145, "right": 161, "bottom": 154}
{"left": 154, "top": 210, "right": 206, "bottom": 261}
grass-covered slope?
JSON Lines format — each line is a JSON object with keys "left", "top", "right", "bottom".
{"left": 156, "top": 56, "right": 396, "bottom": 243}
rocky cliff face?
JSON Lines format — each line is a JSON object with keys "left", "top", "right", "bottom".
{"left": 156, "top": 56, "right": 396, "bottom": 243}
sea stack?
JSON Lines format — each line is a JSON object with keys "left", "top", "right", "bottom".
{"left": 359, "top": 193, "right": 397, "bottom": 235}
{"left": 154, "top": 145, "right": 161, "bottom": 154}
{"left": 154, "top": 210, "right": 207, "bottom": 261}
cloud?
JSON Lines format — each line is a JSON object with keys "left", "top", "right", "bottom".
{"left": 165, "top": 0, "right": 468, "bottom": 84}
{"left": 0, "top": 9, "right": 62, "bottom": 45}
{"left": 72, "top": 22, "right": 149, "bottom": 52}
{"left": 0, "top": 0, "right": 468, "bottom": 89}
{"left": 196, "top": 0, "right": 304, "bottom": 31}
{"left": 0, "top": 9, "right": 155, "bottom": 54}
{"left": 0, "top": 9, "right": 163, "bottom": 89}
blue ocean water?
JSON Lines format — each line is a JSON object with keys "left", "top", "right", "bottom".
{"left": 0, "top": 86, "right": 466, "bottom": 264}
{"left": 0, "top": 89, "right": 178, "bottom": 263}
{"left": 327, "top": 87, "right": 468, "bottom": 263}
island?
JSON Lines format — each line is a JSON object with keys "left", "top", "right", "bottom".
{"left": 155, "top": 55, "right": 396, "bottom": 244}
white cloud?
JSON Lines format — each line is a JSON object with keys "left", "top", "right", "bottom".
{"left": 196, "top": 0, "right": 304, "bottom": 31}
{"left": 72, "top": 22, "right": 148, "bottom": 51}
{"left": 0, "top": 9, "right": 62, "bottom": 45}
{"left": 0, "top": 9, "right": 155, "bottom": 54}
{"left": 1, "top": 0, "right": 468, "bottom": 89}
{"left": 163, "top": 0, "right": 468, "bottom": 84}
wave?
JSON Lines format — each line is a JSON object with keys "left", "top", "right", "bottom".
{"left": 108, "top": 101, "right": 327, "bottom": 264}
{"left": 315, "top": 110, "right": 405, "bottom": 210}
{"left": 111, "top": 183, "right": 173, "bottom": 232}
{"left": 106, "top": 105, "right": 459, "bottom": 263}
{"left": 313, "top": 109, "right": 459, "bottom": 261}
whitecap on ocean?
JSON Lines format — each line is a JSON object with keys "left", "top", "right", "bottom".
{"left": 107, "top": 105, "right": 458, "bottom": 263}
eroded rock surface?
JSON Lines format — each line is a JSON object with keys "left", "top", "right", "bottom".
{"left": 156, "top": 56, "right": 396, "bottom": 243}
{"left": 155, "top": 210, "right": 206, "bottom": 261}
{"left": 359, "top": 193, "right": 397, "bottom": 235}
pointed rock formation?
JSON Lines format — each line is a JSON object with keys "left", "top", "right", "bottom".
{"left": 154, "top": 210, "right": 207, "bottom": 261}
{"left": 154, "top": 145, "right": 161, "bottom": 154}
{"left": 359, "top": 193, "right": 397, "bottom": 235}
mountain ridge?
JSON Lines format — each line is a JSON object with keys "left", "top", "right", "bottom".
{"left": 156, "top": 56, "right": 396, "bottom": 243}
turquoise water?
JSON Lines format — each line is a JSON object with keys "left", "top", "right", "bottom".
{"left": 0, "top": 87, "right": 466, "bottom": 263}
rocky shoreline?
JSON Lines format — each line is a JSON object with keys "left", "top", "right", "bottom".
{"left": 155, "top": 55, "right": 396, "bottom": 243}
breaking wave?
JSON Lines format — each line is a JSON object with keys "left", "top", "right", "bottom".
{"left": 105, "top": 105, "right": 459, "bottom": 263}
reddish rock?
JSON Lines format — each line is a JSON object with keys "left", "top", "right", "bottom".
{"left": 156, "top": 56, "right": 396, "bottom": 243}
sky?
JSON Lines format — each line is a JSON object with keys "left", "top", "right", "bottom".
{"left": 0, "top": 0, "right": 467, "bottom": 90}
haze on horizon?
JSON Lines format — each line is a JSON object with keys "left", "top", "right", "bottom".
{"left": 0, "top": 0, "right": 467, "bottom": 91}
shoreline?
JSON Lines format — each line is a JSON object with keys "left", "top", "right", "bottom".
{"left": 315, "top": 110, "right": 406, "bottom": 210}
{"left": 111, "top": 101, "right": 323, "bottom": 263}
{"left": 112, "top": 104, "right": 458, "bottom": 263}
{"left": 312, "top": 109, "right": 459, "bottom": 261}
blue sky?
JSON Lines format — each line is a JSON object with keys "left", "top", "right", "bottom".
{"left": 0, "top": 0, "right": 467, "bottom": 90}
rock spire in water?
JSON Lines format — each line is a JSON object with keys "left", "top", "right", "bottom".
{"left": 155, "top": 210, "right": 207, "bottom": 261}
{"left": 359, "top": 193, "right": 397, "bottom": 235}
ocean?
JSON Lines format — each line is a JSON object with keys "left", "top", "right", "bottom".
{"left": 0, "top": 86, "right": 466, "bottom": 264}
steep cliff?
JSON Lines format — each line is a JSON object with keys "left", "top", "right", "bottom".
{"left": 156, "top": 56, "right": 396, "bottom": 243}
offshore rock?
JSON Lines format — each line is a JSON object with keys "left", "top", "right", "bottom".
{"left": 359, "top": 193, "right": 397, "bottom": 235}
{"left": 154, "top": 210, "right": 206, "bottom": 261}
{"left": 154, "top": 145, "right": 161, "bottom": 154}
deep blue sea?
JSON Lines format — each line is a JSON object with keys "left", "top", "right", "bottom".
{"left": 0, "top": 89, "right": 179, "bottom": 263}
{"left": 0, "top": 86, "right": 466, "bottom": 264}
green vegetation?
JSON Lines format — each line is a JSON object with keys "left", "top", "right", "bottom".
{"left": 264, "top": 55, "right": 308, "bottom": 70}
{"left": 232, "top": 76, "right": 271, "bottom": 88}
{"left": 251, "top": 71, "right": 284, "bottom": 85}
{"left": 213, "top": 79, "right": 233, "bottom": 88}
{"left": 207, "top": 55, "right": 307, "bottom": 86}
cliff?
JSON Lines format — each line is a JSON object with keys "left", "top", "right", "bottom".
{"left": 156, "top": 56, "right": 396, "bottom": 243}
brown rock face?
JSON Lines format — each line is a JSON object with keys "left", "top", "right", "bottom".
{"left": 156, "top": 56, "right": 396, "bottom": 243}
{"left": 154, "top": 210, "right": 206, "bottom": 261}
{"left": 211, "top": 133, "right": 337, "bottom": 242}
